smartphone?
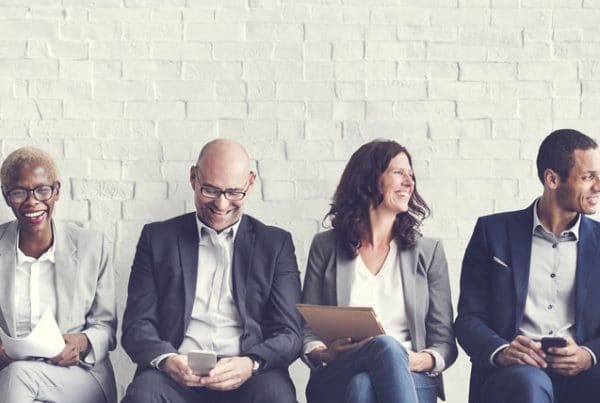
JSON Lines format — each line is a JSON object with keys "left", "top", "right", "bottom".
{"left": 541, "top": 337, "right": 567, "bottom": 353}
{"left": 188, "top": 350, "right": 217, "bottom": 376}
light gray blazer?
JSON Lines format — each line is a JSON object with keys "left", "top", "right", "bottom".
{"left": 301, "top": 230, "right": 457, "bottom": 400}
{"left": 0, "top": 220, "right": 117, "bottom": 403}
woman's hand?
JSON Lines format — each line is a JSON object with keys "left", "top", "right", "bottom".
{"left": 48, "top": 333, "right": 89, "bottom": 367}
{"left": 309, "top": 337, "right": 373, "bottom": 366}
{"left": 408, "top": 351, "right": 435, "bottom": 372}
{"left": 0, "top": 344, "right": 15, "bottom": 369}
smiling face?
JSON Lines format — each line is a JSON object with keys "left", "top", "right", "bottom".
{"left": 190, "top": 140, "right": 255, "bottom": 232}
{"left": 375, "top": 152, "right": 414, "bottom": 215}
{"left": 554, "top": 148, "right": 600, "bottom": 215}
{"left": 4, "top": 163, "right": 59, "bottom": 233}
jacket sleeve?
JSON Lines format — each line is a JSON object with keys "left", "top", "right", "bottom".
{"left": 454, "top": 218, "right": 510, "bottom": 370}
{"left": 424, "top": 240, "right": 458, "bottom": 370}
{"left": 121, "top": 225, "right": 178, "bottom": 367}
{"left": 244, "top": 232, "right": 303, "bottom": 369}
{"left": 81, "top": 234, "right": 117, "bottom": 364}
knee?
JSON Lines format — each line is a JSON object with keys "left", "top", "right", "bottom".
{"left": 366, "top": 336, "right": 408, "bottom": 363}
{"left": 123, "top": 370, "right": 171, "bottom": 402}
{"left": 510, "top": 368, "right": 552, "bottom": 398}
{"left": 483, "top": 366, "right": 552, "bottom": 403}
{"left": 345, "top": 373, "right": 375, "bottom": 403}
{"left": 242, "top": 370, "right": 296, "bottom": 403}
{"left": 0, "top": 361, "right": 42, "bottom": 382}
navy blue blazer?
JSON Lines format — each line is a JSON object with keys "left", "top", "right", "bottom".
{"left": 455, "top": 203, "right": 600, "bottom": 403}
{"left": 121, "top": 213, "right": 303, "bottom": 373}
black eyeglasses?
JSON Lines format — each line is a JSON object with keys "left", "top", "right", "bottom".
{"left": 198, "top": 185, "right": 249, "bottom": 201}
{"left": 3, "top": 183, "right": 58, "bottom": 204}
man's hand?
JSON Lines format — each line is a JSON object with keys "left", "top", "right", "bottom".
{"left": 545, "top": 337, "right": 593, "bottom": 376}
{"left": 48, "top": 333, "right": 89, "bottom": 367}
{"left": 0, "top": 344, "right": 15, "bottom": 369}
{"left": 409, "top": 351, "right": 435, "bottom": 372}
{"left": 199, "top": 356, "right": 253, "bottom": 391}
{"left": 162, "top": 354, "right": 203, "bottom": 387}
{"left": 495, "top": 335, "right": 547, "bottom": 368}
{"left": 308, "top": 337, "right": 373, "bottom": 366}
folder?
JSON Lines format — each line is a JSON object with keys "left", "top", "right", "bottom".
{"left": 297, "top": 303, "right": 385, "bottom": 345}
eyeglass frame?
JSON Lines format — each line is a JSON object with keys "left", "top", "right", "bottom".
{"left": 2, "top": 182, "right": 60, "bottom": 204}
{"left": 193, "top": 169, "right": 254, "bottom": 201}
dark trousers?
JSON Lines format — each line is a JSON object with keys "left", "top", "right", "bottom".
{"left": 481, "top": 364, "right": 600, "bottom": 403}
{"left": 121, "top": 367, "right": 296, "bottom": 403}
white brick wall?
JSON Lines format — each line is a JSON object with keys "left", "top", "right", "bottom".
{"left": 1, "top": 2, "right": 600, "bottom": 402}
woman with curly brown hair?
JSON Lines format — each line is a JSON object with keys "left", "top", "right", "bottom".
{"left": 301, "top": 139, "right": 457, "bottom": 403}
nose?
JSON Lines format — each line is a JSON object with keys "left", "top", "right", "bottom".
{"left": 213, "top": 193, "right": 230, "bottom": 209}
{"left": 22, "top": 190, "right": 39, "bottom": 205}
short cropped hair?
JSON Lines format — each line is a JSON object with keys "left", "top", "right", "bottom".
{"left": 0, "top": 147, "right": 59, "bottom": 190}
{"left": 536, "top": 129, "right": 598, "bottom": 183}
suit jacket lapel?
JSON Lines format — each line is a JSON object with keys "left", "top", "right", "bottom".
{"left": 53, "top": 220, "right": 77, "bottom": 330}
{"left": 575, "top": 216, "right": 599, "bottom": 333}
{"left": 232, "top": 216, "right": 254, "bottom": 319}
{"left": 335, "top": 246, "right": 353, "bottom": 307}
{"left": 0, "top": 221, "right": 18, "bottom": 336}
{"left": 509, "top": 205, "right": 535, "bottom": 331}
{"left": 399, "top": 245, "right": 419, "bottom": 348}
{"left": 179, "top": 213, "right": 199, "bottom": 331}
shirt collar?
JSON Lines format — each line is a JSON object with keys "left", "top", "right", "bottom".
{"left": 195, "top": 214, "right": 241, "bottom": 244}
{"left": 16, "top": 241, "right": 56, "bottom": 264}
{"left": 532, "top": 198, "right": 581, "bottom": 240}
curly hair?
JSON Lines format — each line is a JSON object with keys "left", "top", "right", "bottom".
{"left": 1, "top": 147, "right": 59, "bottom": 191}
{"left": 325, "top": 139, "right": 430, "bottom": 257}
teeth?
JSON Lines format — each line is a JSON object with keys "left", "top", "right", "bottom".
{"left": 24, "top": 211, "right": 44, "bottom": 218}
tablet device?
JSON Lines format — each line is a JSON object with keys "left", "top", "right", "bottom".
{"left": 297, "top": 304, "right": 385, "bottom": 345}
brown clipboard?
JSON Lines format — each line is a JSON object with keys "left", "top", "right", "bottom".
{"left": 297, "top": 303, "right": 385, "bottom": 345}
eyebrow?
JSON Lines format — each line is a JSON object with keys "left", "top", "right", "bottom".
{"left": 200, "top": 183, "right": 246, "bottom": 192}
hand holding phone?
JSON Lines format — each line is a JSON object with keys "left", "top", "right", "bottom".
{"left": 188, "top": 350, "right": 217, "bottom": 376}
{"left": 541, "top": 337, "right": 567, "bottom": 353}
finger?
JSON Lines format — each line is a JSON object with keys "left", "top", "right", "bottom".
{"left": 208, "top": 362, "right": 234, "bottom": 377}
{"left": 204, "top": 376, "right": 242, "bottom": 391}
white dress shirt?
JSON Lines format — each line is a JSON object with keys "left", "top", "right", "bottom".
{"left": 178, "top": 217, "right": 244, "bottom": 356}
{"left": 15, "top": 243, "right": 57, "bottom": 337}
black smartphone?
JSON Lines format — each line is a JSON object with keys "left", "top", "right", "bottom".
{"left": 541, "top": 337, "right": 567, "bottom": 353}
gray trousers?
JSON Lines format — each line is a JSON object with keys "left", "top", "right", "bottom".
{"left": 0, "top": 360, "right": 105, "bottom": 403}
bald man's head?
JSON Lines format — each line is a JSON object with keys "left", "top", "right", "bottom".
{"left": 190, "top": 139, "right": 256, "bottom": 232}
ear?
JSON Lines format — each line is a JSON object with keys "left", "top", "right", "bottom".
{"left": 544, "top": 168, "right": 561, "bottom": 190}
{"left": 247, "top": 171, "right": 257, "bottom": 190}
{"left": 190, "top": 165, "right": 197, "bottom": 190}
{"left": 53, "top": 181, "right": 61, "bottom": 201}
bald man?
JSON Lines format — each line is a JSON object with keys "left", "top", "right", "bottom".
{"left": 121, "top": 140, "right": 302, "bottom": 403}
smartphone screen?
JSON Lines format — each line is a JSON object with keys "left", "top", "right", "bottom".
{"left": 541, "top": 337, "right": 567, "bottom": 353}
{"left": 188, "top": 350, "right": 217, "bottom": 376}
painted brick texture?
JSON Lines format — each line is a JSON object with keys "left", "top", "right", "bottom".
{"left": 2, "top": 2, "right": 600, "bottom": 402}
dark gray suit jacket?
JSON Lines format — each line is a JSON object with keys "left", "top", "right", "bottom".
{"left": 302, "top": 230, "right": 457, "bottom": 400}
{"left": 122, "top": 213, "right": 303, "bottom": 373}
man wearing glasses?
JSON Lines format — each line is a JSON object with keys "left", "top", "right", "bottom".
{"left": 121, "top": 139, "right": 302, "bottom": 403}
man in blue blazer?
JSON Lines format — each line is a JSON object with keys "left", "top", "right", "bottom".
{"left": 455, "top": 129, "right": 600, "bottom": 403}
{"left": 121, "top": 139, "right": 302, "bottom": 403}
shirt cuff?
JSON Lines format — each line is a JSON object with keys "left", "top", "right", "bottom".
{"left": 302, "top": 341, "right": 327, "bottom": 370}
{"left": 421, "top": 349, "right": 445, "bottom": 376}
{"left": 151, "top": 353, "right": 178, "bottom": 370}
{"left": 581, "top": 346, "right": 597, "bottom": 366}
{"left": 490, "top": 344, "right": 510, "bottom": 367}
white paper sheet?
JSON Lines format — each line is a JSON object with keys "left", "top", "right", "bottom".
{"left": 0, "top": 309, "right": 65, "bottom": 360}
